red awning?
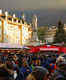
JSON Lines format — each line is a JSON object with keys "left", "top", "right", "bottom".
{"left": 39, "top": 45, "right": 60, "bottom": 51}
{"left": 28, "top": 47, "right": 39, "bottom": 53}
{"left": 28, "top": 45, "right": 62, "bottom": 54}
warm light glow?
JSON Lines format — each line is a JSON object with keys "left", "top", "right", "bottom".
{"left": 0, "top": 21, "right": 1, "bottom": 25}
{"left": 13, "top": 14, "right": 16, "bottom": 18}
{"left": 4, "top": 22, "right": 20, "bottom": 44}
{"left": 0, "top": 11, "right": 32, "bottom": 45}
{"left": 0, "top": 9, "right": 2, "bottom": 14}
{"left": 5, "top": 11, "right": 8, "bottom": 16}
{"left": 22, "top": 25, "right": 31, "bottom": 44}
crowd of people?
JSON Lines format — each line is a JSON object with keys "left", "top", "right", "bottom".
{"left": 0, "top": 51, "right": 66, "bottom": 80}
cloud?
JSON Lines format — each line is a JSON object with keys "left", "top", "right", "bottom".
{"left": 0, "top": 0, "right": 66, "bottom": 9}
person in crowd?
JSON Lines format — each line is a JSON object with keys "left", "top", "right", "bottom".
{"left": 21, "top": 58, "right": 32, "bottom": 78}
{"left": 0, "top": 68, "right": 9, "bottom": 80}
{"left": 26, "top": 66, "right": 49, "bottom": 80}
{"left": 1, "top": 50, "right": 66, "bottom": 80}
{"left": 50, "top": 56, "right": 66, "bottom": 80}
{"left": 0, "top": 65, "right": 14, "bottom": 80}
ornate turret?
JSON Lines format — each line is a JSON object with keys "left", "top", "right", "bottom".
{"left": 5, "top": 11, "right": 8, "bottom": 17}
{"left": 22, "top": 13, "right": 26, "bottom": 23}
{"left": 13, "top": 14, "right": 16, "bottom": 18}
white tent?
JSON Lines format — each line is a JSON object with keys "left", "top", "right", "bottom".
{"left": 0, "top": 43, "right": 23, "bottom": 48}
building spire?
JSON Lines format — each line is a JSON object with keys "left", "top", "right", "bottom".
{"left": 32, "top": 14, "right": 38, "bottom": 41}
{"left": 22, "top": 13, "right": 26, "bottom": 21}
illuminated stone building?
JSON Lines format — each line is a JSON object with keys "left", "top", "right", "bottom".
{"left": 0, "top": 9, "right": 32, "bottom": 45}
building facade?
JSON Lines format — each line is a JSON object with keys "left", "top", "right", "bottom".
{"left": 45, "top": 25, "right": 66, "bottom": 43}
{"left": 44, "top": 26, "right": 57, "bottom": 43}
{"left": 0, "top": 10, "right": 32, "bottom": 45}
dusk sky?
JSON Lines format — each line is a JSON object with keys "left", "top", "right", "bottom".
{"left": 0, "top": 0, "right": 66, "bottom": 10}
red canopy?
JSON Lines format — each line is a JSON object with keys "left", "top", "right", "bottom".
{"left": 28, "top": 45, "right": 61, "bottom": 54}
{"left": 29, "top": 47, "right": 39, "bottom": 53}
{"left": 39, "top": 45, "right": 60, "bottom": 51}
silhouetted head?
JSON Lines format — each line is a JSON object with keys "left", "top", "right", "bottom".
{"left": 26, "top": 66, "right": 49, "bottom": 80}
{"left": 0, "top": 68, "right": 10, "bottom": 80}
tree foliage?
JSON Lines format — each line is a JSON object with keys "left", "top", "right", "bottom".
{"left": 37, "top": 26, "right": 48, "bottom": 41}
